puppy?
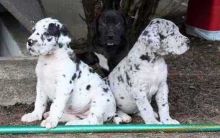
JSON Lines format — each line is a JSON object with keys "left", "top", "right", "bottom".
{"left": 21, "top": 18, "right": 116, "bottom": 128}
{"left": 108, "top": 18, "right": 189, "bottom": 124}
{"left": 83, "top": 10, "right": 128, "bottom": 74}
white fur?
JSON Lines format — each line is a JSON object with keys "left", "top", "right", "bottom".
{"left": 108, "top": 18, "right": 189, "bottom": 124}
{"left": 21, "top": 18, "right": 116, "bottom": 128}
{"left": 94, "top": 52, "right": 109, "bottom": 71}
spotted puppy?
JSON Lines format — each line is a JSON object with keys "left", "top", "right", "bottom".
{"left": 21, "top": 18, "right": 116, "bottom": 128}
{"left": 109, "top": 18, "right": 189, "bottom": 124}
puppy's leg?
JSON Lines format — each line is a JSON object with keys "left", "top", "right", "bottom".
{"left": 21, "top": 80, "right": 47, "bottom": 122}
{"left": 41, "top": 79, "right": 70, "bottom": 128}
{"left": 113, "top": 110, "right": 132, "bottom": 124}
{"left": 133, "top": 89, "right": 161, "bottom": 124}
{"left": 156, "top": 82, "right": 179, "bottom": 124}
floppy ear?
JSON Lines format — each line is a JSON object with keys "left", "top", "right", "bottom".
{"left": 57, "top": 25, "right": 71, "bottom": 46}
{"left": 48, "top": 23, "right": 61, "bottom": 37}
{"left": 138, "top": 22, "right": 161, "bottom": 53}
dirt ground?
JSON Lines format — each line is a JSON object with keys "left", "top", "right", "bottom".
{"left": 0, "top": 36, "right": 219, "bottom": 137}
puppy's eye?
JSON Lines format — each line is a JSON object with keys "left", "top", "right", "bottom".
{"left": 36, "top": 33, "right": 39, "bottom": 35}
{"left": 44, "top": 32, "right": 49, "bottom": 36}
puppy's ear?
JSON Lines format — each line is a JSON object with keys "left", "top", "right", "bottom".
{"left": 48, "top": 23, "right": 61, "bottom": 37}
{"left": 57, "top": 25, "right": 71, "bottom": 46}
{"left": 139, "top": 22, "right": 160, "bottom": 52}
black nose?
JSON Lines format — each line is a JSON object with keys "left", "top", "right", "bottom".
{"left": 108, "top": 36, "right": 113, "bottom": 40}
{"left": 27, "top": 39, "right": 35, "bottom": 46}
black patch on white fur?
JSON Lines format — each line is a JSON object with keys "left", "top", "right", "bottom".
{"left": 134, "top": 64, "right": 140, "bottom": 70}
{"left": 40, "top": 35, "right": 45, "bottom": 41}
{"left": 103, "top": 88, "right": 109, "bottom": 92}
{"left": 104, "top": 79, "right": 110, "bottom": 85}
{"left": 117, "top": 75, "right": 124, "bottom": 83}
{"left": 143, "top": 30, "right": 149, "bottom": 36}
{"left": 48, "top": 23, "right": 60, "bottom": 37}
{"left": 125, "top": 72, "right": 132, "bottom": 87}
{"left": 70, "top": 89, "right": 74, "bottom": 94}
{"left": 86, "top": 85, "right": 91, "bottom": 90}
{"left": 159, "top": 34, "right": 166, "bottom": 40}
{"left": 148, "top": 39, "right": 153, "bottom": 44}
{"left": 89, "top": 68, "right": 95, "bottom": 73}
{"left": 75, "top": 60, "right": 81, "bottom": 71}
{"left": 140, "top": 54, "right": 150, "bottom": 62}
{"left": 59, "top": 44, "right": 63, "bottom": 48}
{"left": 78, "top": 71, "right": 82, "bottom": 79}
{"left": 72, "top": 73, "right": 77, "bottom": 80}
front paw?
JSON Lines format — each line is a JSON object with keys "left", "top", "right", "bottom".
{"left": 21, "top": 113, "right": 42, "bottom": 122}
{"left": 65, "top": 120, "right": 82, "bottom": 125}
{"left": 113, "top": 115, "right": 132, "bottom": 124}
{"left": 161, "top": 118, "right": 180, "bottom": 124}
{"left": 41, "top": 117, "right": 59, "bottom": 129}
{"left": 144, "top": 118, "right": 162, "bottom": 124}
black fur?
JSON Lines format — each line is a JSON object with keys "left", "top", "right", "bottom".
{"left": 80, "top": 10, "right": 129, "bottom": 76}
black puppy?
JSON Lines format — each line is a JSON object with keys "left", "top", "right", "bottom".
{"left": 81, "top": 10, "right": 128, "bottom": 76}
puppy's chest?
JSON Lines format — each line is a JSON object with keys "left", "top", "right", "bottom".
{"left": 36, "top": 61, "right": 57, "bottom": 81}
{"left": 36, "top": 60, "right": 60, "bottom": 98}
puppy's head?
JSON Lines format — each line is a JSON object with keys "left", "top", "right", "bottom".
{"left": 139, "top": 18, "right": 189, "bottom": 56}
{"left": 94, "top": 10, "right": 126, "bottom": 47}
{"left": 27, "top": 18, "right": 71, "bottom": 56}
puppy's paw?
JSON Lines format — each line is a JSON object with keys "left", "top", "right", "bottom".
{"left": 145, "top": 119, "right": 162, "bottom": 124}
{"left": 161, "top": 118, "right": 180, "bottom": 124}
{"left": 65, "top": 120, "right": 84, "bottom": 125}
{"left": 41, "top": 117, "right": 58, "bottom": 129}
{"left": 21, "top": 113, "right": 42, "bottom": 122}
{"left": 43, "top": 112, "right": 49, "bottom": 119}
{"left": 113, "top": 115, "right": 132, "bottom": 124}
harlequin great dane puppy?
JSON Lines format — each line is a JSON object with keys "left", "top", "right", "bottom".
{"left": 21, "top": 18, "right": 116, "bottom": 128}
{"left": 109, "top": 18, "right": 190, "bottom": 124}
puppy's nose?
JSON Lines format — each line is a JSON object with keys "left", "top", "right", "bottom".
{"left": 27, "top": 39, "right": 35, "bottom": 46}
{"left": 108, "top": 36, "right": 113, "bottom": 40}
